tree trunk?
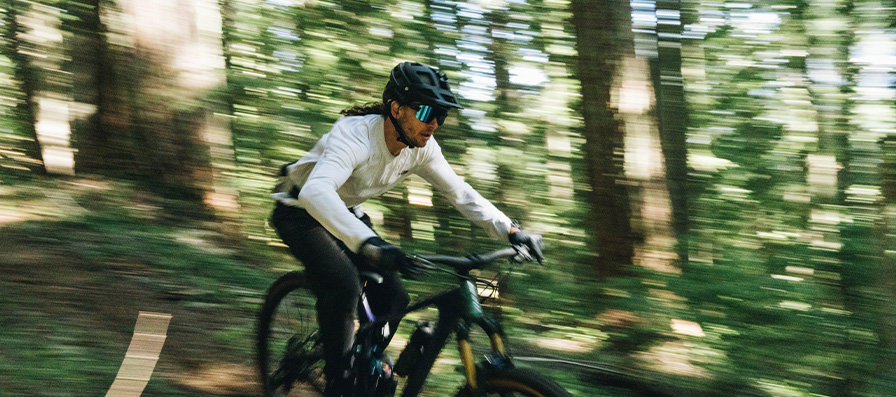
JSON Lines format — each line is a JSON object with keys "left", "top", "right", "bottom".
{"left": 2, "top": 2, "right": 44, "bottom": 173}
{"left": 649, "top": 0, "right": 690, "bottom": 264}
{"left": 488, "top": 7, "right": 515, "bottom": 115}
{"left": 799, "top": 2, "right": 854, "bottom": 393}
{"left": 68, "top": 0, "right": 135, "bottom": 175}
{"left": 873, "top": 135, "right": 896, "bottom": 393}
{"left": 487, "top": 6, "right": 527, "bottom": 221}
{"left": 799, "top": 0, "right": 896, "bottom": 393}
{"left": 570, "top": 0, "right": 635, "bottom": 277}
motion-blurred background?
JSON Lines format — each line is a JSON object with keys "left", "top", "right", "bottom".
{"left": 1, "top": 0, "right": 894, "bottom": 396}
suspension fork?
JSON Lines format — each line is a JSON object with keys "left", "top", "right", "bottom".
{"left": 457, "top": 316, "right": 511, "bottom": 391}
{"left": 456, "top": 324, "right": 477, "bottom": 389}
{"left": 476, "top": 316, "right": 507, "bottom": 355}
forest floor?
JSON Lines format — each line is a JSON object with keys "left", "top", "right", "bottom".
{"left": 1, "top": 231, "right": 275, "bottom": 396}
{"left": 0, "top": 176, "right": 314, "bottom": 396}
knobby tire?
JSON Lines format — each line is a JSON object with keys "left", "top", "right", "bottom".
{"left": 457, "top": 367, "right": 573, "bottom": 397}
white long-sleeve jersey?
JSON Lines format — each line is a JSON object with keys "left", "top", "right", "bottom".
{"left": 272, "top": 114, "right": 513, "bottom": 253}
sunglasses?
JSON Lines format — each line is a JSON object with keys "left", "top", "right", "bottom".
{"left": 410, "top": 104, "right": 449, "bottom": 125}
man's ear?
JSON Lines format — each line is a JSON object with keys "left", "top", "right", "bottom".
{"left": 389, "top": 100, "right": 401, "bottom": 118}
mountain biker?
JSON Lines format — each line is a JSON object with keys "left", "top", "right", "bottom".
{"left": 270, "top": 61, "right": 544, "bottom": 397}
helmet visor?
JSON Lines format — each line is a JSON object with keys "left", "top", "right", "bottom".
{"left": 412, "top": 104, "right": 449, "bottom": 125}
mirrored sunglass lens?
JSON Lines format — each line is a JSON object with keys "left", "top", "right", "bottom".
{"left": 415, "top": 105, "right": 448, "bottom": 124}
{"left": 415, "top": 105, "right": 434, "bottom": 123}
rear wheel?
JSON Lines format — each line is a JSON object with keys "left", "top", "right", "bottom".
{"left": 257, "top": 271, "right": 325, "bottom": 396}
{"left": 456, "top": 367, "right": 573, "bottom": 397}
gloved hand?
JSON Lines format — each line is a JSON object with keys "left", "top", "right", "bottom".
{"left": 509, "top": 229, "right": 545, "bottom": 264}
{"left": 360, "top": 237, "right": 426, "bottom": 279}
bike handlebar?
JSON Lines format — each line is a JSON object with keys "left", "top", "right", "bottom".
{"left": 410, "top": 246, "right": 532, "bottom": 274}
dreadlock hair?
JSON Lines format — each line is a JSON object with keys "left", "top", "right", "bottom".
{"left": 340, "top": 101, "right": 387, "bottom": 117}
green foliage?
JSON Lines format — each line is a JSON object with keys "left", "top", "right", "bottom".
{"left": 0, "top": 0, "right": 895, "bottom": 396}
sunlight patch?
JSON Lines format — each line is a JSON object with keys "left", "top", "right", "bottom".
{"left": 174, "top": 363, "right": 268, "bottom": 395}
{"left": 535, "top": 337, "right": 594, "bottom": 353}
{"left": 636, "top": 341, "right": 710, "bottom": 378}
{"left": 670, "top": 319, "right": 705, "bottom": 337}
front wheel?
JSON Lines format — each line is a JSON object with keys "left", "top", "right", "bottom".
{"left": 456, "top": 367, "right": 573, "bottom": 397}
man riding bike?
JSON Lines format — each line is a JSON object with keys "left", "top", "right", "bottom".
{"left": 270, "top": 61, "right": 543, "bottom": 397}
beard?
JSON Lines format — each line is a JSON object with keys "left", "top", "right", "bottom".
{"left": 397, "top": 113, "right": 432, "bottom": 148}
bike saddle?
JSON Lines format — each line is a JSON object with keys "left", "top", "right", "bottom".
{"left": 359, "top": 271, "right": 384, "bottom": 285}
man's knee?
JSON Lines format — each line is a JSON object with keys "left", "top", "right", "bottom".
{"left": 394, "top": 288, "right": 410, "bottom": 309}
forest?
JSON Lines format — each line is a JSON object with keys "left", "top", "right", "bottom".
{"left": 1, "top": 0, "right": 895, "bottom": 396}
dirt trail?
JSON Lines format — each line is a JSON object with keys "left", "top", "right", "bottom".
{"left": 0, "top": 230, "right": 272, "bottom": 395}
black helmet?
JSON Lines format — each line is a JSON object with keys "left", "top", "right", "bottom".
{"left": 384, "top": 62, "right": 462, "bottom": 109}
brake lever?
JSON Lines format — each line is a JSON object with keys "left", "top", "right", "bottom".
{"left": 510, "top": 245, "right": 535, "bottom": 264}
{"left": 408, "top": 255, "right": 438, "bottom": 271}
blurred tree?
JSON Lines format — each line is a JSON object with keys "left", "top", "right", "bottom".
{"left": 124, "top": 0, "right": 221, "bottom": 203}
{"left": 68, "top": 0, "right": 133, "bottom": 175}
{"left": 488, "top": 6, "right": 514, "bottom": 116}
{"left": 219, "top": 0, "right": 236, "bottom": 116}
{"left": 796, "top": 0, "right": 866, "bottom": 393}
{"left": 876, "top": 135, "right": 896, "bottom": 393}
{"left": 885, "top": 137, "right": 896, "bottom": 204}
{"left": 2, "top": 1, "right": 44, "bottom": 173}
{"left": 570, "top": 0, "right": 636, "bottom": 277}
{"left": 649, "top": 0, "right": 690, "bottom": 264}
{"left": 486, "top": 4, "right": 529, "bottom": 222}
{"left": 69, "top": 0, "right": 231, "bottom": 217}
{"left": 19, "top": 1, "right": 75, "bottom": 175}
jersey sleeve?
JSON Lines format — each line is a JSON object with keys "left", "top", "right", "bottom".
{"left": 416, "top": 145, "right": 513, "bottom": 241}
{"left": 297, "top": 121, "right": 378, "bottom": 252}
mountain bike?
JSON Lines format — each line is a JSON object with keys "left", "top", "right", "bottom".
{"left": 257, "top": 245, "right": 573, "bottom": 397}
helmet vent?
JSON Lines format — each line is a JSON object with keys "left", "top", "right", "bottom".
{"left": 417, "top": 71, "right": 436, "bottom": 86}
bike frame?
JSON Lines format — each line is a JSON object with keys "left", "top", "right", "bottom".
{"left": 358, "top": 276, "right": 508, "bottom": 397}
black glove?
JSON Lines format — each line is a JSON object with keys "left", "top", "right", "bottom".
{"left": 360, "top": 237, "right": 426, "bottom": 279}
{"left": 509, "top": 229, "right": 545, "bottom": 264}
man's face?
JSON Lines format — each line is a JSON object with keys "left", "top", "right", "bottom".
{"left": 396, "top": 102, "right": 445, "bottom": 148}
